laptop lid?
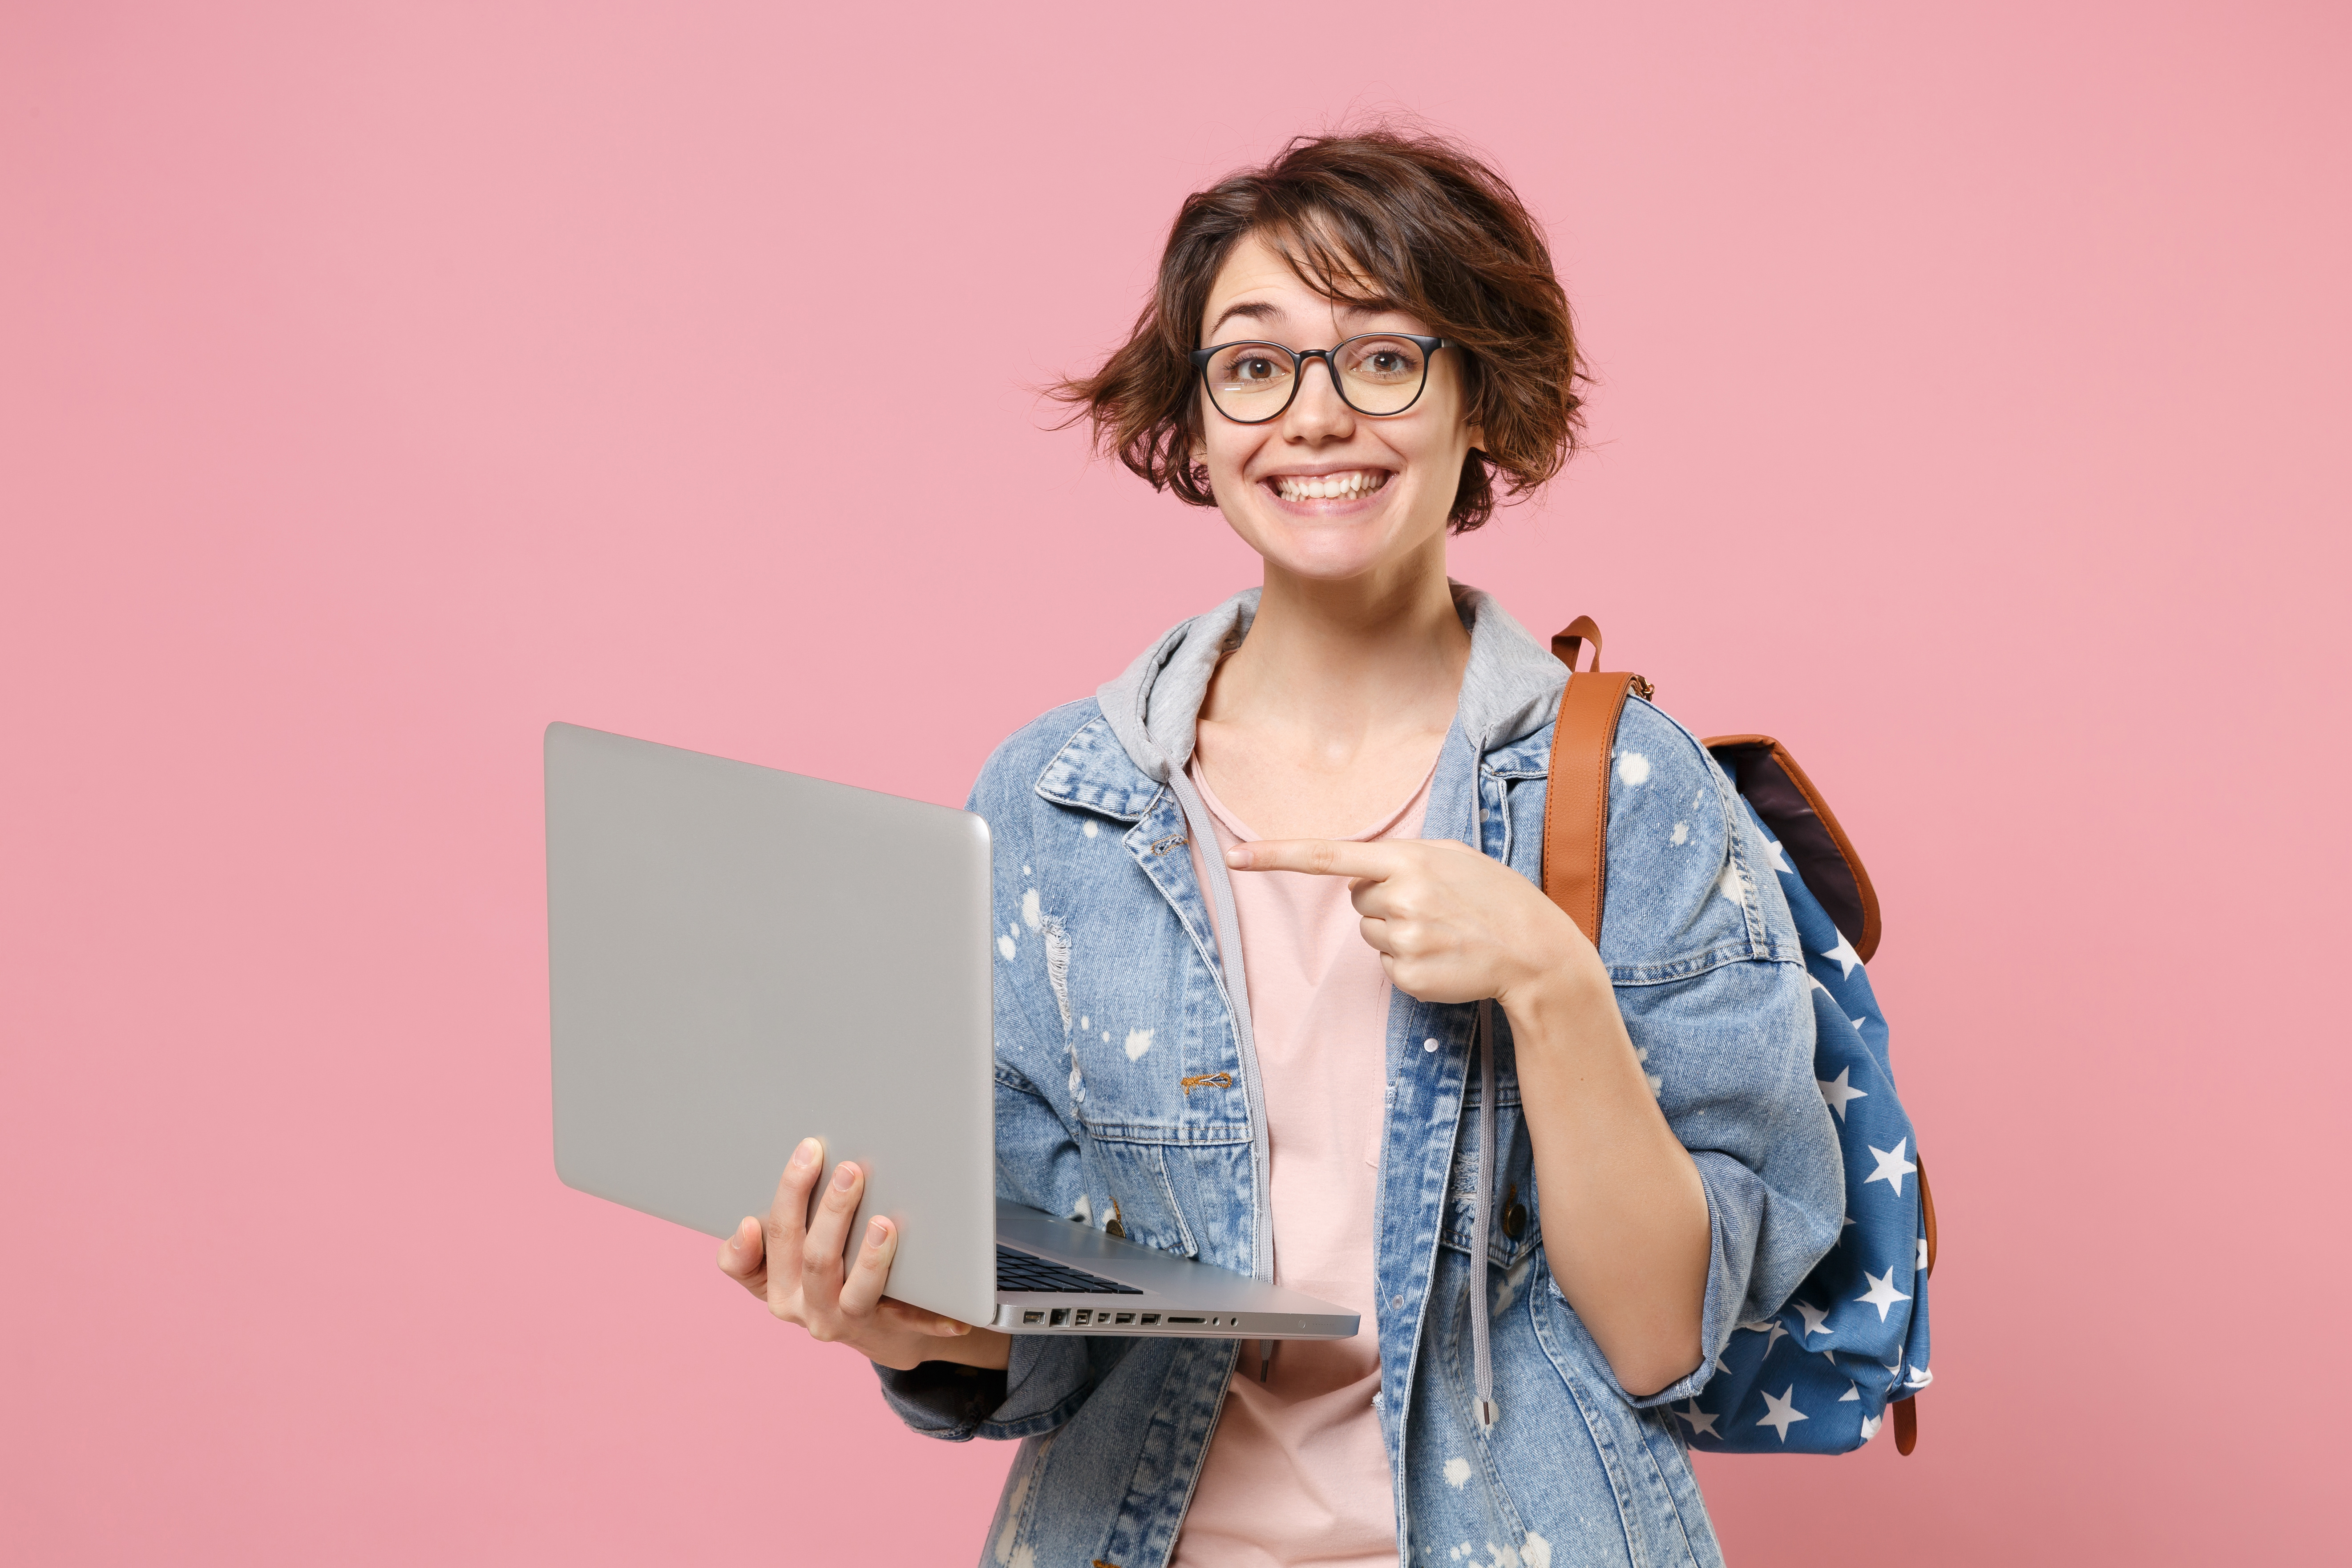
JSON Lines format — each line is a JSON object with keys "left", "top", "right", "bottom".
{"left": 546, "top": 722, "right": 999, "bottom": 1326}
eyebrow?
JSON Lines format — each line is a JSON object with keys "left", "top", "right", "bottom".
{"left": 1204, "top": 295, "right": 1410, "bottom": 341}
{"left": 1206, "top": 299, "right": 1281, "bottom": 338}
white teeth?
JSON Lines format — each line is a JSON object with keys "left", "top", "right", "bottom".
{"left": 1273, "top": 470, "right": 1387, "bottom": 502}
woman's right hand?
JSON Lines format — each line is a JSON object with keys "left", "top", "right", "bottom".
{"left": 716, "top": 1136, "right": 1010, "bottom": 1373}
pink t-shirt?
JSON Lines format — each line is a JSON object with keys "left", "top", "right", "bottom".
{"left": 1171, "top": 756, "right": 1434, "bottom": 1568}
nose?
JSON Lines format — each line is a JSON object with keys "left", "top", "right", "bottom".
{"left": 1279, "top": 351, "right": 1356, "bottom": 443}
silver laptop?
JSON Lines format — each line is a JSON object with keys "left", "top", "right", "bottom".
{"left": 545, "top": 722, "right": 1356, "bottom": 1340}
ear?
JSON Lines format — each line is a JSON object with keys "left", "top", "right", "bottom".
{"left": 1465, "top": 421, "right": 1487, "bottom": 455}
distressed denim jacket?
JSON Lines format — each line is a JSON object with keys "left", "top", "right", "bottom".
{"left": 879, "top": 586, "right": 1844, "bottom": 1568}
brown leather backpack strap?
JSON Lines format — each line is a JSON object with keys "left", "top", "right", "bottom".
{"left": 1541, "top": 618, "right": 1639, "bottom": 946}
{"left": 1899, "top": 1157, "right": 1937, "bottom": 1455}
{"left": 1918, "top": 1156, "right": 1937, "bottom": 1276}
{"left": 1551, "top": 614, "right": 1604, "bottom": 671}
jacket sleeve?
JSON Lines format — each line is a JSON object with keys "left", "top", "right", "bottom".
{"left": 872, "top": 726, "right": 1100, "bottom": 1441}
{"left": 1554, "top": 700, "right": 1846, "bottom": 1409}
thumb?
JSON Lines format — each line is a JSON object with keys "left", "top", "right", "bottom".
{"left": 719, "top": 1216, "right": 767, "bottom": 1288}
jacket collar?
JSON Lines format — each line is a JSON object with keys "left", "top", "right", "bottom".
{"left": 1045, "top": 581, "right": 1568, "bottom": 815}
{"left": 1032, "top": 711, "right": 1163, "bottom": 821}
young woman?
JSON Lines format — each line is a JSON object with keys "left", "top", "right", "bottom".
{"left": 716, "top": 131, "right": 1842, "bottom": 1568}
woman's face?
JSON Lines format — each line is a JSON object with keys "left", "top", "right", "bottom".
{"left": 1195, "top": 230, "right": 1482, "bottom": 584}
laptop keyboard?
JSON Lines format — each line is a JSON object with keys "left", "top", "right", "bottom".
{"left": 995, "top": 1245, "right": 1144, "bottom": 1295}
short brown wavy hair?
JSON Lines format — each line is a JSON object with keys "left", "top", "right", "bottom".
{"left": 1053, "top": 129, "right": 1585, "bottom": 533}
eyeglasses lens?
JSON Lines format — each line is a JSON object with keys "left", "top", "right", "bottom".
{"left": 1203, "top": 337, "right": 1429, "bottom": 420}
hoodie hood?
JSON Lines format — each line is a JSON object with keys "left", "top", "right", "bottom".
{"left": 1095, "top": 582, "right": 1570, "bottom": 783}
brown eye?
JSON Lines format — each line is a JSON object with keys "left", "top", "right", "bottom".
{"left": 1340, "top": 337, "right": 1423, "bottom": 384}
{"left": 1205, "top": 344, "right": 1297, "bottom": 410}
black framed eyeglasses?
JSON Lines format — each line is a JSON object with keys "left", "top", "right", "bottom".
{"left": 1187, "top": 333, "right": 1451, "bottom": 424}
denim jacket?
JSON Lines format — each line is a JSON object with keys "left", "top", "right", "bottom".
{"left": 879, "top": 586, "right": 1844, "bottom": 1568}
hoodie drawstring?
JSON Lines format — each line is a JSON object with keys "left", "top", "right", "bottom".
{"left": 1163, "top": 765, "right": 1281, "bottom": 1385}
{"left": 1467, "top": 749, "right": 1499, "bottom": 1431}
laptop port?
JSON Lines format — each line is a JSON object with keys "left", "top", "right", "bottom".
{"left": 1139, "top": 1313, "right": 1160, "bottom": 1326}
{"left": 1049, "top": 1308, "right": 1069, "bottom": 1326}
{"left": 1022, "top": 1311, "right": 1044, "bottom": 1325}
{"left": 1072, "top": 1310, "right": 1091, "bottom": 1326}
{"left": 1166, "top": 1315, "right": 1204, "bottom": 1324}
{"left": 1113, "top": 1313, "right": 1135, "bottom": 1325}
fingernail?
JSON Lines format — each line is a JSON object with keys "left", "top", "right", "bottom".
{"left": 792, "top": 1138, "right": 819, "bottom": 1168}
{"left": 865, "top": 1217, "right": 889, "bottom": 1249}
{"left": 940, "top": 1318, "right": 967, "bottom": 1335}
{"left": 832, "top": 1162, "right": 858, "bottom": 1190}
{"left": 1224, "top": 848, "right": 1249, "bottom": 868}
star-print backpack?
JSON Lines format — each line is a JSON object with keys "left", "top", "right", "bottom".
{"left": 1543, "top": 617, "right": 1937, "bottom": 1455}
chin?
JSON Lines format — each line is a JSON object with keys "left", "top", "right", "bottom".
{"left": 1257, "top": 536, "right": 1396, "bottom": 582}
{"left": 1236, "top": 503, "right": 1441, "bottom": 584}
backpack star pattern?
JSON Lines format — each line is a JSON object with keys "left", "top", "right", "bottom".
{"left": 1671, "top": 798, "right": 1933, "bottom": 1454}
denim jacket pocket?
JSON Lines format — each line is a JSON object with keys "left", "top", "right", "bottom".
{"left": 1074, "top": 1120, "right": 1230, "bottom": 1260}
{"left": 1439, "top": 1083, "right": 1537, "bottom": 1270}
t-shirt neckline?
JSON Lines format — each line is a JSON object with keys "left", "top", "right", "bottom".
{"left": 1187, "top": 747, "right": 1443, "bottom": 846}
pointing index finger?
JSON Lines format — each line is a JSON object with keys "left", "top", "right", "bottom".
{"left": 1224, "top": 839, "right": 1403, "bottom": 879}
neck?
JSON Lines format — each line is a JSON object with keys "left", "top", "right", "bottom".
{"left": 1204, "top": 537, "right": 1471, "bottom": 745}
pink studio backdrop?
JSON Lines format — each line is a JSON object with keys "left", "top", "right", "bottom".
{"left": 4, "top": 3, "right": 2346, "bottom": 1563}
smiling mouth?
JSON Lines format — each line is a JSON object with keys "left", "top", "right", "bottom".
{"left": 1266, "top": 469, "right": 1393, "bottom": 504}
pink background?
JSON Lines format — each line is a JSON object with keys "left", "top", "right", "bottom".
{"left": 5, "top": 3, "right": 2346, "bottom": 1562}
